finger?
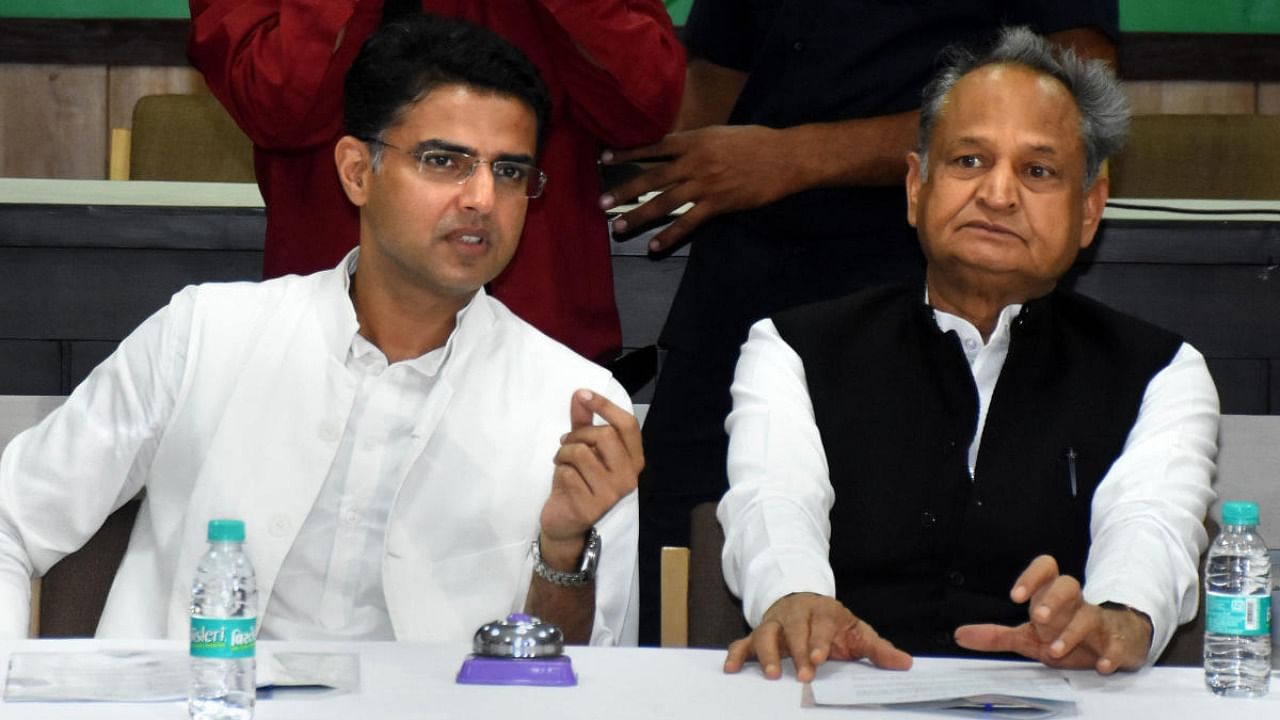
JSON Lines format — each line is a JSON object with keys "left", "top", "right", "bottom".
{"left": 600, "top": 159, "right": 689, "bottom": 212}
{"left": 724, "top": 635, "right": 757, "bottom": 674}
{"left": 1045, "top": 602, "right": 1100, "bottom": 660}
{"left": 1028, "top": 575, "right": 1083, "bottom": 635}
{"left": 806, "top": 608, "right": 845, "bottom": 667}
{"left": 569, "top": 389, "right": 596, "bottom": 430}
{"left": 548, "top": 461, "right": 592, "bottom": 496}
{"left": 752, "top": 620, "right": 788, "bottom": 679}
{"left": 1011, "top": 554, "right": 1060, "bottom": 604}
{"left": 561, "top": 425, "right": 634, "bottom": 478}
{"left": 780, "top": 615, "right": 815, "bottom": 682}
{"left": 601, "top": 134, "right": 686, "bottom": 166}
{"left": 568, "top": 390, "right": 643, "bottom": 462}
{"left": 646, "top": 201, "right": 717, "bottom": 252}
{"left": 953, "top": 623, "right": 1043, "bottom": 660}
{"left": 609, "top": 181, "right": 700, "bottom": 235}
{"left": 838, "top": 619, "right": 913, "bottom": 671}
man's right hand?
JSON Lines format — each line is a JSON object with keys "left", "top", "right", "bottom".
{"left": 722, "top": 592, "right": 913, "bottom": 681}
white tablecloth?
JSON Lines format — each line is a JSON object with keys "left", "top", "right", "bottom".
{"left": 3, "top": 639, "right": 1280, "bottom": 719}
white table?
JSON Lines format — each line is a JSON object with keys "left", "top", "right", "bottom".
{"left": 3, "top": 639, "right": 1280, "bottom": 719}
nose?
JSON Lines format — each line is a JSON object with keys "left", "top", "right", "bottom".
{"left": 458, "top": 161, "right": 497, "bottom": 214}
{"left": 977, "top": 161, "right": 1018, "bottom": 212}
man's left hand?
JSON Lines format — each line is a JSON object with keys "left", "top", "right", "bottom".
{"left": 538, "top": 389, "right": 643, "bottom": 569}
{"left": 953, "top": 555, "right": 1152, "bottom": 673}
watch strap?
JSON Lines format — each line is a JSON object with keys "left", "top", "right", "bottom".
{"left": 532, "top": 527, "right": 600, "bottom": 587}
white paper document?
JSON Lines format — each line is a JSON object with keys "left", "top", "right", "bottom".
{"left": 3, "top": 649, "right": 360, "bottom": 703}
{"left": 807, "top": 661, "right": 1076, "bottom": 718}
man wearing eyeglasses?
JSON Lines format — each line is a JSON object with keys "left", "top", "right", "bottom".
{"left": 0, "top": 15, "right": 642, "bottom": 646}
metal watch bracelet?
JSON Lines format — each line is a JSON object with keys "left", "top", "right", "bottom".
{"left": 531, "top": 527, "right": 600, "bottom": 587}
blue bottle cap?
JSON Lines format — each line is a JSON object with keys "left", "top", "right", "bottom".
{"left": 207, "top": 519, "right": 246, "bottom": 542}
{"left": 1221, "top": 501, "right": 1260, "bottom": 527}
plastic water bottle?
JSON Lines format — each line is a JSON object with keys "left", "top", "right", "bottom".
{"left": 1204, "top": 500, "right": 1271, "bottom": 697}
{"left": 188, "top": 519, "right": 258, "bottom": 719}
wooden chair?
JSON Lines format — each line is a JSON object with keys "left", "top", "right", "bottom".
{"left": 660, "top": 501, "right": 748, "bottom": 648}
{"left": 109, "top": 93, "right": 255, "bottom": 182}
{"left": 1109, "top": 114, "right": 1280, "bottom": 200}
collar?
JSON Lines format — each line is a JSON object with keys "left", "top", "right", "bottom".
{"left": 922, "top": 284, "right": 1023, "bottom": 353}
{"left": 314, "top": 248, "right": 495, "bottom": 371}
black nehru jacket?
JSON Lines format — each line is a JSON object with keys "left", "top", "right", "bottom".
{"left": 772, "top": 285, "right": 1183, "bottom": 656}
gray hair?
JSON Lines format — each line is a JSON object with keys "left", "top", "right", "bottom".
{"left": 916, "top": 26, "right": 1128, "bottom": 188}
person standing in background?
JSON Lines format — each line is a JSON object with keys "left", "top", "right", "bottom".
{"left": 599, "top": 0, "right": 1119, "bottom": 645}
{"left": 188, "top": 0, "right": 685, "bottom": 364}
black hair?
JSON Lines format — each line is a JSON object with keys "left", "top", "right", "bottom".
{"left": 344, "top": 13, "right": 551, "bottom": 156}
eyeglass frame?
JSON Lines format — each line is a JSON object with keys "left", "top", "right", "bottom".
{"left": 362, "top": 138, "right": 547, "bottom": 199}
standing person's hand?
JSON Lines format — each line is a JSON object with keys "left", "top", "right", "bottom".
{"left": 600, "top": 125, "right": 795, "bottom": 252}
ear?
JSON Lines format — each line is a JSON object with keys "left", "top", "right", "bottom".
{"left": 1078, "top": 173, "right": 1108, "bottom": 251}
{"left": 905, "top": 152, "right": 924, "bottom": 229}
{"left": 335, "top": 135, "right": 373, "bottom": 207}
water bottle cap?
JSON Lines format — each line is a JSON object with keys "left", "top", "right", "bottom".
{"left": 1221, "top": 501, "right": 1260, "bottom": 527}
{"left": 207, "top": 519, "right": 246, "bottom": 542}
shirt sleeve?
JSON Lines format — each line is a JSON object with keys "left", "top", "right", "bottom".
{"left": 588, "top": 376, "right": 640, "bottom": 645}
{"left": 1081, "top": 342, "right": 1219, "bottom": 666}
{"left": 0, "top": 292, "right": 193, "bottom": 638}
{"left": 719, "top": 318, "right": 837, "bottom": 628}
{"left": 532, "top": 0, "right": 685, "bottom": 148}
{"left": 187, "top": 0, "right": 380, "bottom": 149}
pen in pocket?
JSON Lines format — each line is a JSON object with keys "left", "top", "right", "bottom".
{"left": 1064, "top": 446, "right": 1078, "bottom": 498}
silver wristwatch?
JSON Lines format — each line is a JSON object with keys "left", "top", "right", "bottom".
{"left": 531, "top": 527, "right": 601, "bottom": 587}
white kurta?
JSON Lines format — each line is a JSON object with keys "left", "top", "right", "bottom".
{"left": 0, "top": 254, "right": 637, "bottom": 644}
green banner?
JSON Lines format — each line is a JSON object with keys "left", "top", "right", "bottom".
{"left": 0, "top": 0, "right": 188, "bottom": 18}
{"left": 1121, "top": 0, "right": 1280, "bottom": 33}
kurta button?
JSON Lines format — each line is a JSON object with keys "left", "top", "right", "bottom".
{"left": 268, "top": 515, "right": 291, "bottom": 537}
{"left": 920, "top": 512, "right": 936, "bottom": 528}
{"left": 792, "top": 40, "right": 805, "bottom": 52}
{"left": 318, "top": 420, "right": 342, "bottom": 443}
{"left": 949, "top": 571, "right": 965, "bottom": 587}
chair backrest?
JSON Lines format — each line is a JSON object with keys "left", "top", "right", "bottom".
{"left": 1109, "top": 114, "right": 1280, "bottom": 200}
{"left": 128, "top": 93, "right": 255, "bottom": 182}
{"left": 1157, "top": 414, "right": 1280, "bottom": 665}
{"left": 1212, "top": 414, "right": 1280, "bottom": 542}
{"left": 660, "top": 501, "right": 747, "bottom": 648}
{"left": 37, "top": 497, "right": 141, "bottom": 637}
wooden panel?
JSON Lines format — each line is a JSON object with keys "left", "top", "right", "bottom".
{"left": 1260, "top": 84, "right": 1280, "bottom": 115}
{"left": 1119, "top": 33, "right": 1280, "bottom": 82}
{"left": 107, "top": 66, "right": 204, "bottom": 133}
{"left": 1123, "top": 80, "right": 1256, "bottom": 114}
{"left": 0, "top": 19, "right": 189, "bottom": 66}
{"left": 0, "top": 64, "right": 106, "bottom": 178}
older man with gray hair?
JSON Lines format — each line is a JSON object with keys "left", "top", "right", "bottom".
{"left": 718, "top": 26, "right": 1217, "bottom": 679}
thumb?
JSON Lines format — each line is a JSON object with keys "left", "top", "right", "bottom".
{"left": 569, "top": 389, "right": 595, "bottom": 430}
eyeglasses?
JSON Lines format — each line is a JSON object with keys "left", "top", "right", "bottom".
{"left": 365, "top": 139, "right": 546, "bottom": 199}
